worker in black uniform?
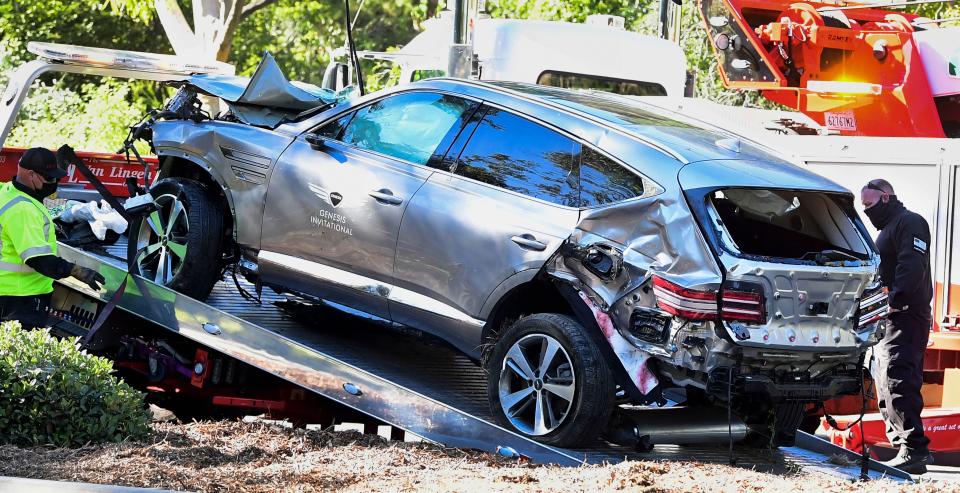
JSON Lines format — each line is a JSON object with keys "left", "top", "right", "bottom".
{"left": 861, "top": 179, "right": 933, "bottom": 474}
{"left": 0, "top": 147, "right": 105, "bottom": 329}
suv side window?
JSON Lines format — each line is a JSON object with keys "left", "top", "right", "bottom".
{"left": 454, "top": 107, "right": 579, "bottom": 207}
{"left": 315, "top": 112, "right": 354, "bottom": 140}
{"left": 336, "top": 92, "right": 474, "bottom": 165}
{"left": 579, "top": 146, "right": 646, "bottom": 207}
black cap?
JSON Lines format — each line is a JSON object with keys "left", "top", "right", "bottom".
{"left": 20, "top": 147, "right": 67, "bottom": 179}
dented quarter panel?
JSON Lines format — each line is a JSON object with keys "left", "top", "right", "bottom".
{"left": 567, "top": 191, "right": 725, "bottom": 303}
{"left": 153, "top": 119, "right": 295, "bottom": 250}
{"left": 544, "top": 177, "right": 724, "bottom": 396}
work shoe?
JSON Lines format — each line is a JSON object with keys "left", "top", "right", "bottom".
{"left": 882, "top": 447, "right": 933, "bottom": 475}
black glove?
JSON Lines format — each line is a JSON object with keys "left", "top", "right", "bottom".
{"left": 56, "top": 144, "right": 81, "bottom": 168}
{"left": 70, "top": 264, "right": 105, "bottom": 291}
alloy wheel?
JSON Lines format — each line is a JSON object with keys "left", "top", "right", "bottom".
{"left": 134, "top": 192, "right": 189, "bottom": 285}
{"left": 498, "top": 333, "right": 576, "bottom": 436}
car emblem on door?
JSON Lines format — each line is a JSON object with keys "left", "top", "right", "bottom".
{"left": 309, "top": 183, "right": 342, "bottom": 207}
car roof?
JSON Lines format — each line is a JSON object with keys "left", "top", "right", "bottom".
{"left": 405, "top": 78, "right": 849, "bottom": 194}
{"left": 415, "top": 78, "right": 789, "bottom": 165}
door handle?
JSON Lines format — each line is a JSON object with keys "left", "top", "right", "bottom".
{"left": 369, "top": 189, "right": 403, "bottom": 205}
{"left": 511, "top": 234, "right": 547, "bottom": 251}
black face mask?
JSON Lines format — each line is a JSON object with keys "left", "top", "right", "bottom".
{"left": 39, "top": 182, "right": 58, "bottom": 198}
{"left": 864, "top": 195, "right": 900, "bottom": 229}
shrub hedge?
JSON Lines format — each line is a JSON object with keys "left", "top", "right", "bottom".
{"left": 0, "top": 321, "right": 150, "bottom": 446}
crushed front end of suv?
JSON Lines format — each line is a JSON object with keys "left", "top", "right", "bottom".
{"left": 129, "top": 60, "right": 885, "bottom": 447}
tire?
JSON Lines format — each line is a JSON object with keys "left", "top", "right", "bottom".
{"left": 486, "top": 313, "right": 615, "bottom": 447}
{"left": 127, "top": 178, "right": 223, "bottom": 301}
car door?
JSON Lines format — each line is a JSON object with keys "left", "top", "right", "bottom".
{"left": 393, "top": 105, "right": 583, "bottom": 354}
{"left": 259, "top": 91, "right": 478, "bottom": 319}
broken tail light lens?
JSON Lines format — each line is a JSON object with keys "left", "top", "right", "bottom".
{"left": 652, "top": 277, "right": 768, "bottom": 325}
{"left": 720, "top": 288, "right": 766, "bottom": 324}
{"left": 652, "top": 276, "right": 718, "bottom": 320}
{"left": 857, "top": 287, "right": 888, "bottom": 329}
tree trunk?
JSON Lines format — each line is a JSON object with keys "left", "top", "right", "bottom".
{"left": 155, "top": 0, "right": 266, "bottom": 62}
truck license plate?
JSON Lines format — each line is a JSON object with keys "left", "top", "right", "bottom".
{"left": 825, "top": 111, "right": 857, "bottom": 132}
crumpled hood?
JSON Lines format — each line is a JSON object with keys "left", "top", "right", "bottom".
{"left": 183, "top": 52, "right": 344, "bottom": 127}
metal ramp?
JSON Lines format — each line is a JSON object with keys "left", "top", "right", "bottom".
{"left": 49, "top": 241, "right": 904, "bottom": 476}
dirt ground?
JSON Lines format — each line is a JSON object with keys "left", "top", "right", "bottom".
{"left": 0, "top": 420, "right": 958, "bottom": 493}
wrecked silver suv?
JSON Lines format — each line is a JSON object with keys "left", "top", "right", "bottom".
{"left": 130, "top": 63, "right": 885, "bottom": 447}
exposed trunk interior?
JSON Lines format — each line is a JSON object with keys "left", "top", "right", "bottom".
{"left": 708, "top": 188, "right": 869, "bottom": 263}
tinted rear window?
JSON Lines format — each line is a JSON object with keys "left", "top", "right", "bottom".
{"left": 579, "top": 147, "right": 645, "bottom": 206}
{"left": 454, "top": 107, "right": 579, "bottom": 207}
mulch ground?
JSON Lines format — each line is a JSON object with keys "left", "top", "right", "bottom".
{"left": 1, "top": 420, "right": 958, "bottom": 492}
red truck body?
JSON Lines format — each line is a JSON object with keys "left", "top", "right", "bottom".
{"left": 0, "top": 146, "right": 155, "bottom": 198}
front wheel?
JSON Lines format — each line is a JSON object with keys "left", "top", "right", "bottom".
{"left": 486, "top": 313, "right": 615, "bottom": 447}
{"left": 127, "top": 178, "right": 223, "bottom": 300}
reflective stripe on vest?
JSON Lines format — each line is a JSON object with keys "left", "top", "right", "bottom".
{"left": 0, "top": 195, "right": 51, "bottom": 261}
{"left": 0, "top": 261, "right": 35, "bottom": 273}
{"left": 0, "top": 196, "right": 29, "bottom": 217}
{"left": 19, "top": 245, "right": 53, "bottom": 261}
{"left": 0, "top": 183, "right": 55, "bottom": 296}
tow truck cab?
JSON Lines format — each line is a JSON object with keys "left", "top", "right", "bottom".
{"left": 347, "top": 13, "right": 688, "bottom": 97}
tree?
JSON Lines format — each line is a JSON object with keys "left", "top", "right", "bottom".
{"left": 0, "top": 0, "right": 167, "bottom": 67}
{"left": 152, "top": 0, "right": 280, "bottom": 61}
{"left": 105, "top": 0, "right": 282, "bottom": 62}
{"left": 230, "top": 0, "right": 436, "bottom": 88}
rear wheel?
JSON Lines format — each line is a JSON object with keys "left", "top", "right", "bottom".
{"left": 486, "top": 313, "right": 615, "bottom": 447}
{"left": 127, "top": 178, "right": 223, "bottom": 300}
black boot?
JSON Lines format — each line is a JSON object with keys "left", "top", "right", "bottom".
{"left": 883, "top": 447, "right": 933, "bottom": 475}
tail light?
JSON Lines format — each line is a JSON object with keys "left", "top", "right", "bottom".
{"left": 652, "top": 276, "right": 717, "bottom": 320}
{"left": 652, "top": 276, "right": 767, "bottom": 325}
{"left": 720, "top": 287, "right": 766, "bottom": 324}
{"left": 857, "top": 286, "right": 888, "bottom": 329}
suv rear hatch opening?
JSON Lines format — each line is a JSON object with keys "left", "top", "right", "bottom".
{"left": 705, "top": 188, "right": 871, "bottom": 265}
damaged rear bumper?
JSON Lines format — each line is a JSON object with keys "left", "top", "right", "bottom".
{"left": 708, "top": 368, "right": 862, "bottom": 401}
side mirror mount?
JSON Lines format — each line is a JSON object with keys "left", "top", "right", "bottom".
{"left": 305, "top": 133, "right": 326, "bottom": 151}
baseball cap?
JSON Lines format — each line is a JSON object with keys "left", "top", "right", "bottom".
{"left": 19, "top": 147, "right": 68, "bottom": 179}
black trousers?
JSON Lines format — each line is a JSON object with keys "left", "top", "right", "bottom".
{"left": 874, "top": 310, "right": 931, "bottom": 452}
{"left": 0, "top": 293, "right": 52, "bottom": 330}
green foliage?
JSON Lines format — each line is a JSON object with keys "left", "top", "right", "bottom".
{"left": 0, "top": 0, "right": 168, "bottom": 69}
{"left": 0, "top": 0, "right": 171, "bottom": 152}
{"left": 230, "top": 0, "right": 346, "bottom": 82}
{"left": 6, "top": 79, "right": 151, "bottom": 154}
{"left": 103, "top": 0, "right": 155, "bottom": 26}
{"left": 230, "top": 0, "right": 430, "bottom": 92}
{"left": 0, "top": 321, "right": 151, "bottom": 447}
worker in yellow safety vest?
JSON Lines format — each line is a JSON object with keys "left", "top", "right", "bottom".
{"left": 0, "top": 147, "right": 104, "bottom": 329}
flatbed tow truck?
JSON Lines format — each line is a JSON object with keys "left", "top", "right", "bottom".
{"left": 0, "top": 43, "right": 919, "bottom": 481}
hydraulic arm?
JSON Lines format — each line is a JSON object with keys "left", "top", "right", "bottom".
{"left": 696, "top": 0, "right": 960, "bottom": 137}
